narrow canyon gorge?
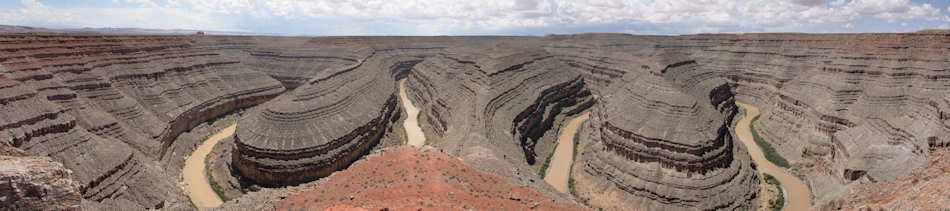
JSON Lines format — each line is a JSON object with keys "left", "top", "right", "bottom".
{"left": 1, "top": 31, "right": 948, "bottom": 210}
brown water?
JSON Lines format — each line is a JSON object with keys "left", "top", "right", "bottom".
{"left": 399, "top": 79, "right": 426, "bottom": 147}
{"left": 735, "top": 102, "right": 811, "bottom": 211}
{"left": 544, "top": 112, "right": 590, "bottom": 193}
{"left": 183, "top": 123, "right": 235, "bottom": 209}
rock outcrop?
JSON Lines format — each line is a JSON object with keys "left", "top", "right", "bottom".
{"left": 547, "top": 32, "right": 950, "bottom": 209}
{"left": 403, "top": 44, "right": 595, "bottom": 202}
{"left": 686, "top": 33, "right": 950, "bottom": 205}
{"left": 0, "top": 34, "right": 284, "bottom": 208}
{"left": 231, "top": 40, "right": 446, "bottom": 187}
{"left": 0, "top": 152, "right": 81, "bottom": 210}
{"left": 568, "top": 52, "right": 759, "bottom": 210}
{"left": 823, "top": 148, "right": 950, "bottom": 210}
{"left": 2, "top": 31, "right": 948, "bottom": 210}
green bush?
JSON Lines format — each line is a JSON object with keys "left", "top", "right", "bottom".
{"left": 205, "top": 156, "right": 231, "bottom": 202}
{"left": 763, "top": 174, "right": 785, "bottom": 211}
{"left": 750, "top": 115, "right": 791, "bottom": 168}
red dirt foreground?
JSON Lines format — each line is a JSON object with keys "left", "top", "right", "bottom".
{"left": 275, "top": 146, "right": 586, "bottom": 211}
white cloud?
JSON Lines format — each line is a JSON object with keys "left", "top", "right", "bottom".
{"left": 210, "top": 0, "right": 938, "bottom": 32}
{"left": 843, "top": 23, "right": 854, "bottom": 28}
{"left": 1, "top": 0, "right": 237, "bottom": 31}
{"left": 844, "top": 0, "right": 940, "bottom": 21}
{"left": 785, "top": 0, "right": 825, "bottom": 6}
{"left": 115, "top": 0, "right": 159, "bottom": 8}
{"left": 830, "top": 0, "right": 847, "bottom": 7}
{"left": 2, "top": 0, "right": 948, "bottom": 35}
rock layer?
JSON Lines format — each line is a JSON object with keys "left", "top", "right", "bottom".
{"left": 570, "top": 52, "right": 759, "bottom": 210}
{"left": 2, "top": 31, "right": 949, "bottom": 210}
{"left": 231, "top": 41, "right": 445, "bottom": 187}
{"left": 0, "top": 151, "right": 81, "bottom": 210}
{"left": 0, "top": 34, "right": 284, "bottom": 208}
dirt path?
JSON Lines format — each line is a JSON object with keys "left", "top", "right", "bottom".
{"left": 399, "top": 79, "right": 426, "bottom": 147}
{"left": 735, "top": 102, "right": 810, "bottom": 211}
{"left": 544, "top": 112, "right": 590, "bottom": 193}
{"left": 183, "top": 123, "right": 235, "bottom": 209}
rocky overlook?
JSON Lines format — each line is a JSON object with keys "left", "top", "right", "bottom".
{"left": 0, "top": 31, "right": 947, "bottom": 210}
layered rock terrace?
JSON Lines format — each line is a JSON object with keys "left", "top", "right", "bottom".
{"left": 1, "top": 32, "right": 947, "bottom": 210}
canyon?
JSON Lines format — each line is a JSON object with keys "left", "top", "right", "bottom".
{"left": 0, "top": 31, "right": 947, "bottom": 210}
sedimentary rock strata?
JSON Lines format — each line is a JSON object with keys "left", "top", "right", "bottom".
{"left": 823, "top": 148, "right": 950, "bottom": 210}
{"left": 0, "top": 34, "right": 284, "bottom": 208}
{"left": 568, "top": 52, "right": 759, "bottom": 210}
{"left": 556, "top": 32, "right": 950, "bottom": 208}
{"left": 406, "top": 44, "right": 594, "bottom": 180}
{"left": 231, "top": 41, "right": 445, "bottom": 187}
{"left": 686, "top": 33, "right": 950, "bottom": 205}
{"left": 0, "top": 148, "right": 81, "bottom": 210}
{"left": 2, "top": 31, "right": 948, "bottom": 210}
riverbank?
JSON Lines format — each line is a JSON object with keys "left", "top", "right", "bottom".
{"left": 735, "top": 102, "right": 810, "bottom": 211}
{"left": 182, "top": 123, "right": 235, "bottom": 209}
{"left": 544, "top": 112, "right": 590, "bottom": 193}
{"left": 399, "top": 79, "right": 426, "bottom": 147}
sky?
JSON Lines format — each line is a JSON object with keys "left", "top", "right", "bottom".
{"left": 1, "top": 0, "right": 950, "bottom": 36}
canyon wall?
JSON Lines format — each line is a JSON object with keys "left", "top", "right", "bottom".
{"left": 231, "top": 40, "right": 447, "bottom": 187}
{"left": 553, "top": 32, "right": 950, "bottom": 208}
{"left": 567, "top": 51, "right": 759, "bottom": 210}
{"left": 2, "top": 32, "right": 948, "bottom": 210}
{"left": 0, "top": 34, "right": 284, "bottom": 208}
{"left": 404, "top": 43, "right": 595, "bottom": 201}
{"left": 686, "top": 33, "right": 950, "bottom": 204}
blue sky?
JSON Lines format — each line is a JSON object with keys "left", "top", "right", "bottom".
{"left": 1, "top": 0, "right": 950, "bottom": 36}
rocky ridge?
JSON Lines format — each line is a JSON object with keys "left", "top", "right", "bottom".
{"left": 0, "top": 145, "right": 81, "bottom": 210}
{"left": 0, "top": 34, "right": 284, "bottom": 209}
{"left": 1, "top": 32, "right": 947, "bottom": 210}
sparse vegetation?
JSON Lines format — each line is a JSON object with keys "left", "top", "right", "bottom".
{"left": 205, "top": 154, "right": 232, "bottom": 202}
{"left": 763, "top": 173, "right": 785, "bottom": 211}
{"left": 750, "top": 115, "right": 791, "bottom": 168}
{"left": 538, "top": 142, "right": 558, "bottom": 177}
{"left": 569, "top": 119, "right": 590, "bottom": 207}
{"left": 572, "top": 119, "right": 588, "bottom": 162}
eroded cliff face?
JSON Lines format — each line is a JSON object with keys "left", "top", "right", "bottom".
{"left": 687, "top": 33, "right": 950, "bottom": 205}
{"left": 553, "top": 32, "right": 950, "bottom": 208}
{"left": 231, "top": 41, "right": 446, "bottom": 187}
{"left": 566, "top": 52, "right": 759, "bottom": 210}
{"left": 0, "top": 145, "right": 81, "bottom": 210}
{"left": 512, "top": 76, "right": 593, "bottom": 165}
{"left": 0, "top": 34, "right": 284, "bottom": 208}
{"left": 2, "top": 32, "right": 948, "bottom": 210}
{"left": 403, "top": 44, "right": 596, "bottom": 200}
